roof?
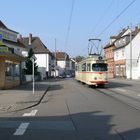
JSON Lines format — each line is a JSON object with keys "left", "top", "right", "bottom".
{"left": 114, "top": 28, "right": 140, "bottom": 50}
{"left": 0, "top": 20, "right": 18, "bottom": 34}
{"left": 22, "top": 37, "right": 50, "bottom": 54}
{"left": 55, "top": 52, "right": 69, "bottom": 60}
{"left": 104, "top": 28, "right": 128, "bottom": 49}
{"left": 4, "top": 39, "right": 26, "bottom": 48}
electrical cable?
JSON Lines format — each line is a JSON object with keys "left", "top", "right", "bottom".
{"left": 97, "top": 0, "right": 137, "bottom": 38}
{"left": 89, "top": 0, "right": 114, "bottom": 37}
{"left": 64, "top": 0, "right": 75, "bottom": 51}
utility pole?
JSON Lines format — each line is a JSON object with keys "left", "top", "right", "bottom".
{"left": 130, "top": 25, "right": 132, "bottom": 80}
{"left": 30, "top": 55, "right": 36, "bottom": 94}
{"left": 55, "top": 38, "right": 57, "bottom": 78}
{"left": 32, "top": 58, "right": 35, "bottom": 94}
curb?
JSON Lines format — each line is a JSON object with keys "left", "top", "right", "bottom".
{"left": 0, "top": 86, "right": 50, "bottom": 114}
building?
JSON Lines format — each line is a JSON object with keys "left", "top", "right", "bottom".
{"left": 55, "top": 52, "right": 70, "bottom": 77}
{"left": 0, "top": 21, "right": 25, "bottom": 89}
{"left": 21, "top": 34, "right": 53, "bottom": 79}
{"left": 104, "top": 28, "right": 130, "bottom": 78}
{"left": 114, "top": 26, "right": 140, "bottom": 79}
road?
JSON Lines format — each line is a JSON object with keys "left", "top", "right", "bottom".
{"left": 0, "top": 78, "right": 140, "bottom": 140}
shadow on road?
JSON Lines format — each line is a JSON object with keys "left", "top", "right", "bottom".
{"left": 0, "top": 111, "right": 140, "bottom": 140}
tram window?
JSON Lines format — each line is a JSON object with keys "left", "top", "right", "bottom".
{"left": 82, "top": 63, "right": 86, "bottom": 71}
{"left": 87, "top": 63, "right": 91, "bottom": 71}
{"left": 92, "top": 63, "right": 107, "bottom": 71}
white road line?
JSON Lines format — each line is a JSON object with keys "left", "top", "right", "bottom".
{"left": 13, "top": 123, "right": 29, "bottom": 136}
{"left": 22, "top": 109, "right": 38, "bottom": 117}
{"left": 115, "top": 88, "right": 126, "bottom": 92}
{"left": 137, "top": 94, "right": 140, "bottom": 97}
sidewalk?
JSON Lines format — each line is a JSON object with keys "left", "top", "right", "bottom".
{"left": 109, "top": 78, "right": 140, "bottom": 85}
{"left": 0, "top": 81, "right": 50, "bottom": 113}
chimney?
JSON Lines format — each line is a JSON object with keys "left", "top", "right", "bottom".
{"left": 29, "top": 33, "right": 32, "bottom": 45}
{"left": 17, "top": 34, "right": 23, "bottom": 41}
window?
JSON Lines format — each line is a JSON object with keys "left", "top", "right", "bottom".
{"left": 115, "top": 65, "right": 119, "bottom": 76}
{"left": 122, "top": 49, "right": 125, "bottom": 57}
{"left": 5, "top": 60, "right": 20, "bottom": 80}
{"left": 82, "top": 63, "right": 86, "bottom": 71}
{"left": 116, "top": 52, "right": 119, "bottom": 58}
{"left": 92, "top": 63, "right": 108, "bottom": 71}
{"left": 87, "top": 63, "right": 91, "bottom": 71}
{"left": 13, "top": 64, "right": 20, "bottom": 80}
{"left": 5, "top": 61, "right": 13, "bottom": 80}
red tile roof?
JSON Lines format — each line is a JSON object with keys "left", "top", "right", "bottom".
{"left": 22, "top": 37, "right": 50, "bottom": 54}
{"left": 55, "top": 52, "right": 69, "bottom": 60}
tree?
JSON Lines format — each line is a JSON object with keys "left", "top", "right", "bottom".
{"left": 23, "top": 48, "right": 38, "bottom": 75}
{"left": 75, "top": 55, "right": 85, "bottom": 63}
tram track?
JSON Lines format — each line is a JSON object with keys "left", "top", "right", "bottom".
{"left": 92, "top": 87, "right": 140, "bottom": 112}
{"left": 75, "top": 79, "right": 140, "bottom": 110}
{"left": 74, "top": 78, "right": 140, "bottom": 111}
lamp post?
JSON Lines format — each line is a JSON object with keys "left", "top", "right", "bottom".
{"left": 88, "top": 38, "right": 101, "bottom": 55}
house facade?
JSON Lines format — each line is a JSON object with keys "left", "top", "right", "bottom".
{"left": 104, "top": 28, "right": 130, "bottom": 78}
{"left": 114, "top": 27, "right": 140, "bottom": 79}
{"left": 55, "top": 52, "right": 70, "bottom": 77}
{"left": 22, "top": 34, "right": 53, "bottom": 79}
{"left": 0, "top": 21, "right": 25, "bottom": 89}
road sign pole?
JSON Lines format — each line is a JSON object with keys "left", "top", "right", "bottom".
{"left": 32, "top": 59, "right": 35, "bottom": 94}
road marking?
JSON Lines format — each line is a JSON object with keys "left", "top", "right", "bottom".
{"left": 115, "top": 88, "right": 126, "bottom": 92}
{"left": 137, "top": 94, "right": 140, "bottom": 97}
{"left": 23, "top": 110, "right": 38, "bottom": 117}
{"left": 13, "top": 123, "right": 29, "bottom": 136}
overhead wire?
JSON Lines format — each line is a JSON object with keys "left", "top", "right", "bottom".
{"left": 89, "top": 0, "right": 114, "bottom": 38}
{"left": 81, "top": 0, "right": 114, "bottom": 56}
{"left": 97, "top": 0, "right": 137, "bottom": 38}
{"left": 64, "top": 0, "right": 75, "bottom": 53}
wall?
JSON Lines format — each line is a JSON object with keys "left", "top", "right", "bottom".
{"left": 35, "top": 54, "right": 47, "bottom": 68}
{"left": 125, "top": 32, "right": 140, "bottom": 79}
{"left": 0, "top": 60, "right": 5, "bottom": 89}
{"left": 57, "top": 60, "right": 66, "bottom": 69}
{"left": 114, "top": 48, "right": 126, "bottom": 61}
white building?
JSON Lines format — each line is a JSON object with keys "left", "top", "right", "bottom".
{"left": 114, "top": 26, "right": 140, "bottom": 79}
{"left": 55, "top": 52, "right": 70, "bottom": 77}
{"left": 22, "top": 34, "right": 53, "bottom": 79}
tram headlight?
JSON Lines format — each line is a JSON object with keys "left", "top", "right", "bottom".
{"left": 94, "top": 77, "right": 97, "bottom": 80}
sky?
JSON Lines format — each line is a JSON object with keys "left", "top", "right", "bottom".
{"left": 0, "top": 0, "right": 140, "bottom": 58}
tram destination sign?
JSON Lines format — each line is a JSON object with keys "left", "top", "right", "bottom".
{"left": 96, "top": 60, "right": 105, "bottom": 63}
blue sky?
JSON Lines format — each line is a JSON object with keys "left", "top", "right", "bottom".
{"left": 1, "top": 0, "right": 140, "bottom": 57}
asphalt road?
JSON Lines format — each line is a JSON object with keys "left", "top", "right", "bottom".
{"left": 0, "top": 78, "right": 140, "bottom": 140}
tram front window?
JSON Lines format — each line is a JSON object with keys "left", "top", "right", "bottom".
{"left": 92, "top": 63, "right": 107, "bottom": 71}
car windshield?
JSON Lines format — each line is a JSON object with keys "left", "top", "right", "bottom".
{"left": 92, "top": 63, "right": 108, "bottom": 71}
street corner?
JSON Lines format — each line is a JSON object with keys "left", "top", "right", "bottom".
{"left": 0, "top": 104, "right": 17, "bottom": 113}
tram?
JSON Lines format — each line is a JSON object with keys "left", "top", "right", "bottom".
{"left": 75, "top": 54, "right": 108, "bottom": 86}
